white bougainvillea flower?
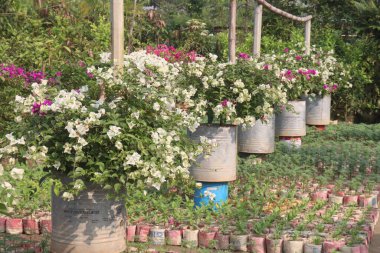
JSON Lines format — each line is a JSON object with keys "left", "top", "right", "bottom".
{"left": 107, "top": 126, "right": 122, "bottom": 140}
{"left": 115, "top": 141, "right": 123, "bottom": 150}
{"left": 124, "top": 152, "right": 141, "bottom": 166}
{"left": 0, "top": 164, "right": 3, "bottom": 176}
{"left": 10, "top": 167, "right": 24, "bottom": 180}
{"left": 62, "top": 192, "right": 74, "bottom": 201}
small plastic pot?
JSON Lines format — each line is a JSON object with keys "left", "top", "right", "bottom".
{"left": 6, "top": 218, "right": 23, "bottom": 234}
{"left": 150, "top": 227, "right": 165, "bottom": 245}
{"left": 283, "top": 239, "right": 304, "bottom": 253}
{"left": 215, "top": 233, "right": 230, "bottom": 250}
{"left": 126, "top": 225, "right": 136, "bottom": 242}
{"left": 166, "top": 229, "right": 182, "bottom": 246}
{"left": 266, "top": 237, "right": 283, "bottom": 253}
{"left": 230, "top": 234, "right": 248, "bottom": 252}
{"left": 304, "top": 243, "right": 322, "bottom": 253}
{"left": 323, "top": 240, "right": 345, "bottom": 253}
{"left": 248, "top": 235, "right": 266, "bottom": 253}
{"left": 39, "top": 219, "right": 52, "bottom": 233}
{"left": 198, "top": 230, "right": 216, "bottom": 248}
{"left": 22, "top": 219, "right": 39, "bottom": 235}
{"left": 343, "top": 195, "right": 358, "bottom": 206}
{"left": 183, "top": 229, "right": 199, "bottom": 248}
{"left": 136, "top": 224, "right": 151, "bottom": 242}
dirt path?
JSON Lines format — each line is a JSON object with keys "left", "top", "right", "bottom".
{"left": 370, "top": 219, "right": 380, "bottom": 253}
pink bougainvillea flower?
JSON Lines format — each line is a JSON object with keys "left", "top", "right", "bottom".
{"left": 221, "top": 99, "right": 229, "bottom": 107}
{"left": 263, "top": 64, "right": 270, "bottom": 70}
{"left": 332, "top": 84, "right": 338, "bottom": 90}
{"left": 323, "top": 84, "right": 329, "bottom": 90}
{"left": 295, "top": 55, "right": 302, "bottom": 61}
{"left": 238, "top": 53, "right": 250, "bottom": 59}
{"left": 284, "top": 48, "right": 289, "bottom": 53}
{"left": 55, "top": 71, "right": 62, "bottom": 77}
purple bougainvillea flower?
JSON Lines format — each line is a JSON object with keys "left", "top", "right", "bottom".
{"left": 295, "top": 55, "right": 302, "bottom": 61}
{"left": 31, "top": 102, "right": 41, "bottom": 114}
{"left": 332, "top": 84, "right": 338, "bottom": 90}
{"left": 284, "top": 48, "right": 289, "bottom": 53}
{"left": 55, "top": 71, "right": 62, "bottom": 77}
{"left": 323, "top": 84, "right": 329, "bottom": 90}
{"left": 43, "top": 99, "right": 53, "bottom": 106}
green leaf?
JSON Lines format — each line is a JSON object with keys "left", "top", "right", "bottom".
{"left": 63, "top": 46, "right": 71, "bottom": 53}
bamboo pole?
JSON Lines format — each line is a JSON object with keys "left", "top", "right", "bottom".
{"left": 253, "top": 3, "right": 263, "bottom": 57}
{"left": 257, "top": 0, "right": 312, "bottom": 22}
{"left": 228, "top": 0, "right": 237, "bottom": 64}
{"left": 111, "top": 0, "right": 124, "bottom": 71}
{"left": 305, "top": 19, "right": 311, "bottom": 55}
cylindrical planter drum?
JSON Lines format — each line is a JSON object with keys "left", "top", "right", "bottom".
{"left": 150, "top": 227, "right": 165, "bottom": 245}
{"left": 194, "top": 182, "right": 228, "bottom": 208}
{"left": 183, "top": 229, "right": 199, "bottom": 248}
{"left": 51, "top": 185, "right": 126, "bottom": 253}
{"left": 188, "top": 124, "right": 237, "bottom": 182}
{"left": 303, "top": 95, "right": 331, "bottom": 125}
{"left": 230, "top": 235, "right": 248, "bottom": 252}
{"left": 238, "top": 116, "right": 275, "bottom": 154}
{"left": 323, "top": 240, "right": 346, "bottom": 253}
{"left": 340, "top": 245, "right": 362, "bottom": 253}
{"left": 304, "top": 243, "right": 322, "bottom": 253}
{"left": 275, "top": 101, "right": 306, "bottom": 137}
{"left": 283, "top": 240, "right": 304, "bottom": 253}
{"left": 6, "top": 218, "right": 23, "bottom": 234}
{"left": 344, "top": 195, "right": 359, "bottom": 206}
{"left": 136, "top": 224, "right": 151, "bottom": 242}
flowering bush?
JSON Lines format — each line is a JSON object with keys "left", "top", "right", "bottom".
{"left": 0, "top": 51, "right": 211, "bottom": 201}
{"left": 255, "top": 46, "right": 352, "bottom": 100}
{"left": 146, "top": 44, "right": 197, "bottom": 63}
{"left": 179, "top": 54, "right": 287, "bottom": 126}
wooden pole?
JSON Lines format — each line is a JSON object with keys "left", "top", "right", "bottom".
{"left": 111, "top": 0, "right": 124, "bottom": 71}
{"left": 305, "top": 19, "right": 311, "bottom": 55}
{"left": 253, "top": 3, "right": 263, "bottom": 57}
{"left": 228, "top": 0, "right": 237, "bottom": 64}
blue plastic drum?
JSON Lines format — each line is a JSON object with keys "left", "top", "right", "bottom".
{"left": 194, "top": 182, "right": 228, "bottom": 208}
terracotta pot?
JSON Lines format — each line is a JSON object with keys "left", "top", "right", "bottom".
{"left": 39, "top": 219, "right": 52, "bottom": 233}
{"left": 329, "top": 195, "right": 343, "bottom": 205}
{"left": 248, "top": 235, "right": 266, "bottom": 253}
{"left": 283, "top": 239, "right": 304, "bottom": 253}
{"left": 343, "top": 195, "right": 358, "bottom": 206}
{"left": 0, "top": 217, "right": 7, "bottom": 233}
{"left": 6, "top": 218, "right": 23, "bottom": 234}
{"left": 166, "top": 229, "right": 182, "bottom": 246}
{"left": 304, "top": 243, "right": 322, "bottom": 253}
{"left": 230, "top": 234, "right": 248, "bottom": 252}
{"left": 340, "top": 245, "right": 362, "bottom": 253}
{"left": 136, "top": 224, "right": 151, "bottom": 242}
{"left": 215, "top": 233, "right": 230, "bottom": 250}
{"left": 183, "top": 229, "right": 199, "bottom": 248}
{"left": 323, "top": 240, "right": 345, "bottom": 253}
{"left": 150, "top": 227, "right": 165, "bottom": 245}
{"left": 198, "top": 230, "right": 216, "bottom": 248}
{"left": 266, "top": 238, "right": 283, "bottom": 253}
{"left": 126, "top": 225, "right": 136, "bottom": 242}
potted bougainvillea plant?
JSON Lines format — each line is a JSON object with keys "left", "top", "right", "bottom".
{"left": 0, "top": 51, "right": 212, "bottom": 253}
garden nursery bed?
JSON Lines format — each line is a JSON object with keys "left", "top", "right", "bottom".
{"left": 0, "top": 124, "right": 379, "bottom": 253}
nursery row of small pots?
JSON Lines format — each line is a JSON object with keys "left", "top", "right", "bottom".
{"left": 189, "top": 95, "right": 331, "bottom": 183}
{"left": 125, "top": 210, "right": 378, "bottom": 253}
{"left": 0, "top": 216, "right": 52, "bottom": 235}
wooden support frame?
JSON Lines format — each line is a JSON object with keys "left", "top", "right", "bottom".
{"left": 252, "top": 0, "right": 312, "bottom": 57}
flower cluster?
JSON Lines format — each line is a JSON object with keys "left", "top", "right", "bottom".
{"left": 146, "top": 44, "right": 197, "bottom": 63}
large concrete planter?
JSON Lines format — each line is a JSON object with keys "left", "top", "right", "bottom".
{"left": 275, "top": 101, "right": 306, "bottom": 137}
{"left": 303, "top": 95, "right": 331, "bottom": 125}
{"left": 189, "top": 124, "right": 237, "bottom": 182}
{"left": 238, "top": 116, "right": 275, "bottom": 154}
{"left": 51, "top": 184, "right": 126, "bottom": 253}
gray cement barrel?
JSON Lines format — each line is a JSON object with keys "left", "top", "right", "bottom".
{"left": 275, "top": 101, "right": 306, "bottom": 137}
{"left": 238, "top": 116, "right": 275, "bottom": 154}
{"left": 303, "top": 95, "right": 331, "bottom": 125}
{"left": 188, "top": 124, "right": 237, "bottom": 182}
{"left": 51, "top": 185, "right": 126, "bottom": 253}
